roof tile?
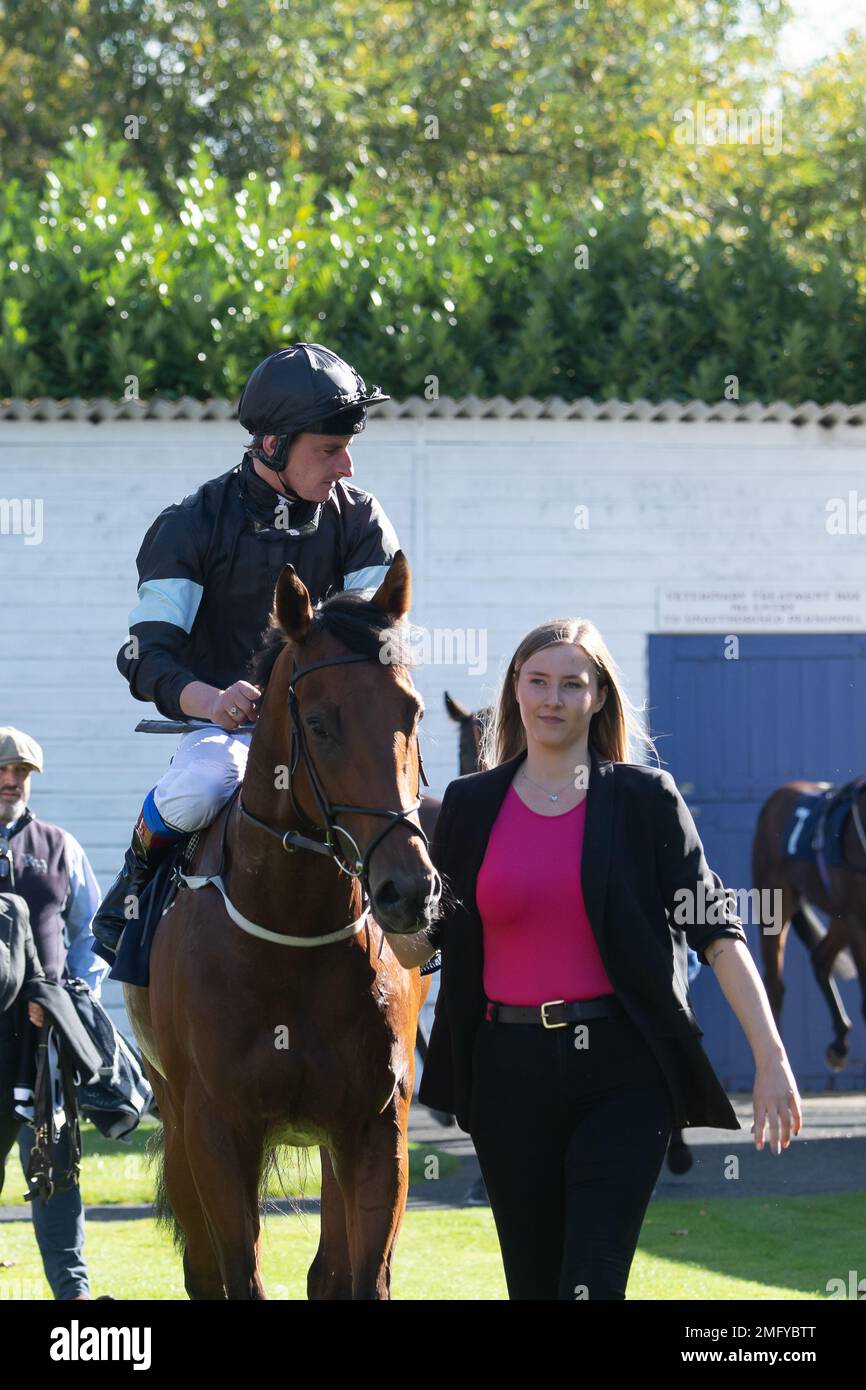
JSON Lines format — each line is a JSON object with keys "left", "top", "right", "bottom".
{"left": 0, "top": 396, "right": 864, "bottom": 426}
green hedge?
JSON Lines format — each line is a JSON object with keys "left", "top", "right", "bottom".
{"left": 1, "top": 130, "right": 864, "bottom": 403}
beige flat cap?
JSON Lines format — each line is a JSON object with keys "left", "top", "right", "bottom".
{"left": 0, "top": 727, "right": 44, "bottom": 773}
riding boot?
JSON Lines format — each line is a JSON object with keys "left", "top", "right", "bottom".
{"left": 91, "top": 808, "right": 187, "bottom": 963}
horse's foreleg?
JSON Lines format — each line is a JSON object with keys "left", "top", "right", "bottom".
{"left": 145, "top": 1069, "right": 226, "bottom": 1300}
{"left": 307, "top": 1147, "right": 352, "bottom": 1300}
{"left": 165, "top": 1125, "right": 226, "bottom": 1299}
{"left": 803, "top": 912, "right": 854, "bottom": 1068}
{"left": 758, "top": 881, "right": 798, "bottom": 1025}
{"left": 182, "top": 1082, "right": 267, "bottom": 1300}
{"left": 843, "top": 910, "right": 866, "bottom": 1036}
{"left": 339, "top": 1091, "right": 412, "bottom": 1300}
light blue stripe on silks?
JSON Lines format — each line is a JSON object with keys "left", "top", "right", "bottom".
{"left": 343, "top": 564, "right": 390, "bottom": 595}
{"left": 128, "top": 577, "right": 204, "bottom": 633}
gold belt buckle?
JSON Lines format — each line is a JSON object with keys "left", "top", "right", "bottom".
{"left": 541, "top": 999, "right": 567, "bottom": 1029}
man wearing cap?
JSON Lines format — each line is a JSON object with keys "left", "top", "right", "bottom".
{"left": 92, "top": 342, "right": 398, "bottom": 959}
{"left": 0, "top": 727, "right": 109, "bottom": 1300}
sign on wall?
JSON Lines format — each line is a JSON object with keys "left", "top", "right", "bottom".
{"left": 658, "top": 586, "right": 866, "bottom": 631}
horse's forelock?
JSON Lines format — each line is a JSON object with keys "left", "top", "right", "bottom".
{"left": 246, "top": 590, "right": 414, "bottom": 693}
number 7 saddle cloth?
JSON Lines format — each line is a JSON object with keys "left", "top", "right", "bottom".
{"left": 781, "top": 776, "right": 866, "bottom": 891}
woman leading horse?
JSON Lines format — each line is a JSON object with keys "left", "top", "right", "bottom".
{"left": 399, "top": 617, "right": 803, "bottom": 1300}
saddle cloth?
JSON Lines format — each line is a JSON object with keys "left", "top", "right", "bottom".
{"left": 781, "top": 777, "right": 866, "bottom": 886}
{"left": 109, "top": 794, "right": 235, "bottom": 988}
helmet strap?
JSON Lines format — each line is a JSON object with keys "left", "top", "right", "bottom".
{"left": 250, "top": 433, "right": 294, "bottom": 472}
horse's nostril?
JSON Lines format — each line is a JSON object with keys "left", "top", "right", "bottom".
{"left": 373, "top": 876, "right": 437, "bottom": 929}
{"left": 375, "top": 879, "right": 402, "bottom": 912}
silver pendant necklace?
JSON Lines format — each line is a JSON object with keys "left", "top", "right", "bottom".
{"left": 519, "top": 768, "right": 574, "bottom": 802}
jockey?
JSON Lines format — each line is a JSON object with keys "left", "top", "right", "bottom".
{"left": 92, "top": 343, "right": 397, "bottom": 962}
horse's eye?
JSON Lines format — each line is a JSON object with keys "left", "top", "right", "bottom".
{"left": 307, "top": 719, "right": 329, "bottom": 741}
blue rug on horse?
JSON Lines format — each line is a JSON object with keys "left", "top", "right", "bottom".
{"left": 109, "top": 847, "right": 185, "bottom": 989}
{"left": 782, "top": 788, "right": 853, "bottom": 867}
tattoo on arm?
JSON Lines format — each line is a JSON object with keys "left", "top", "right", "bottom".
{"left": 704, "top": 939, "right": 730, "bottom": 967}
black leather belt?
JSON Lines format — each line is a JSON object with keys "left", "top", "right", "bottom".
{"left": 484, "top": 995, "right": 626, "bottom": 1029}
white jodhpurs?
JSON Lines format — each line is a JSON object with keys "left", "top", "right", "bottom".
{"left": 151, "top": 725, "right": 252, "bottom": 833}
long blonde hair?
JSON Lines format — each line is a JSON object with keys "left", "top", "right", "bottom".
{"left": 479, "top": 618, "right": 659, "bottom": 770}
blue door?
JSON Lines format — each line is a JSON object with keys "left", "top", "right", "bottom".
{"left": 649, "top": 633, "right": 866, "bottom": 1091}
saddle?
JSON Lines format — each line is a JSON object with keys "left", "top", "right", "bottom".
{"left": 781, "top": 775, "right": 866, "bottom": 892}
{"left": 110, "top": 792, "right": 238, "bottom": 988}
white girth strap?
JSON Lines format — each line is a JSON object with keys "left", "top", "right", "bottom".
{"left": 179, "top": 872, "right": 370, "bottom": 946}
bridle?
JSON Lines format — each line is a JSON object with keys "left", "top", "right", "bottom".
{"left": 237, "top": 650, "right": 430, "bottom": 908}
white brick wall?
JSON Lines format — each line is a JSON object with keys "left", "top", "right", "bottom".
{"left": 3, "top": 416, "right": 865, "bottom": 1032}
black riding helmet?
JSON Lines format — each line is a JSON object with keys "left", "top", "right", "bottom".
{"left": 237, "top": 342, "right": 390, "bottom": 472}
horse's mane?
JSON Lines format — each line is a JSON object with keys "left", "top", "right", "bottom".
{"left": 246, "top": 588, "right": 417, "bottom": 692}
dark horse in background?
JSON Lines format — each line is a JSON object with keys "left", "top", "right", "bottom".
{"left": 125, "top": 554, "right": 442, "bottom": 1299}
{"left": 409, "top": 697, "right": 488, "bottom": 1130}
{"left": 753, "top": 775, "right": 866, "bottom": 1070}
{"left": 414, "top": 690, "right": 487, "bottom": 840}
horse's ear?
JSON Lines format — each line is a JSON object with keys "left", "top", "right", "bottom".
{"left": 370, "top": 551, "right": 411, "bottom": 618}
{"left": 444, "top": 691, "right": 470, "bottom": 723}
{"left": 272, "top": 564, "right": 314, "bottom": 642}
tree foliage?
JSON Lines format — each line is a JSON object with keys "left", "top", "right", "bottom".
{"left": 1, "top": 128, "right": 862, "bottom": 402}
{"left": 1, "top": 1, "right": 865, "bottom": 402}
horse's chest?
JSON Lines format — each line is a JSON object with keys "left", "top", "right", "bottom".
{"left": 243, "top": 1023, "right": 406, "bottom": 1140}
{"left": 187, "top": 952, "right": 412, "bottom": 1140}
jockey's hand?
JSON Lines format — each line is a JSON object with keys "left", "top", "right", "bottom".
{"left": 210, "top": 681, "right": 261, "bottom": 732}
{"left": 28, "top": 1002, "right": 45, "bottom": 1028}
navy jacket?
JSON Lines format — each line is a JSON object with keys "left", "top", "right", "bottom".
{"left": 116, "top": 452, "right": 400, "bottom": 720}
{"left": 418, "top": 745, "right": 749, "bottom": 1133}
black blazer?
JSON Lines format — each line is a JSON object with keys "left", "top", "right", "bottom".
{"left": 418, "top": 744, "right": 749, "bottom": 1133}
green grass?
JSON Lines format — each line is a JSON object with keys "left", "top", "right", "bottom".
{"left": 1, "top": 1194, "right": 862, "bottom": 1300}
{"left": 0, "top": 1118, "right": 461, "bottom": 1207}
{"left": 0, "top": 1209, "right": 506, "bottom": 1300}
{"left": 636, "top": 1193, "right": 866, "bottom": 1300}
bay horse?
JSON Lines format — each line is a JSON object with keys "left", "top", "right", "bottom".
{"left": 752, "top": 778, "right": 866, "bottom": 1069}
{"left": 124, "top": 552, "right": 441, "bottom": 1299}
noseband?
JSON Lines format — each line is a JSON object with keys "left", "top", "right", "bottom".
{"left": 237, "top": 651, "right": 430, "bottom": 907}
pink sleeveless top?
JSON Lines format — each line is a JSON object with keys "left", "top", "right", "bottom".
{"left": 476, "top": 784, "right": 614, "bottom": 1005}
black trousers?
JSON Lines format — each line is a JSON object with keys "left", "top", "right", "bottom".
{"left": 468, "top": 1004, "right": 674, "bottom": 1300}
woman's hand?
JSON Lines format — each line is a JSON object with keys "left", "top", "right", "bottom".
{"left": 752, "top": 1049, "right": 802, "bottom": 1154}
{"left": 27, "top": 1001, "right": 45, "bottom": 1028}
{"left": 700, "top": 937, "right": 803, "bottom": 1153}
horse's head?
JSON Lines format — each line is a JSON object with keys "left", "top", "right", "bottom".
{"left": 258, "top": 551, "right": 441, "bottom": 934}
